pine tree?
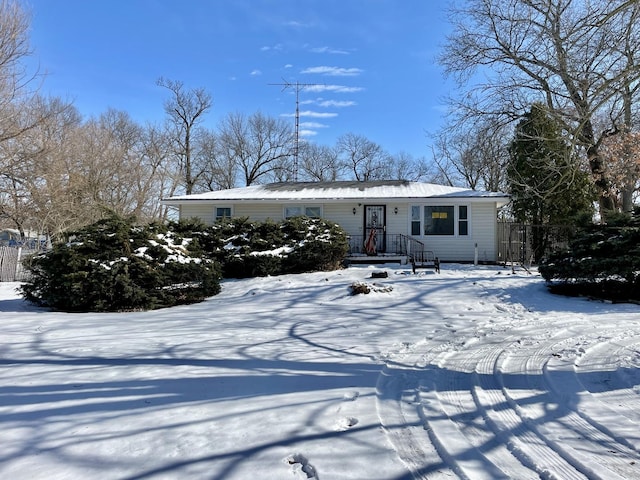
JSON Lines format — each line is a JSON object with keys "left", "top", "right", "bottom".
{"left": 508, "top": 104, "right": 594, "bottom": 261}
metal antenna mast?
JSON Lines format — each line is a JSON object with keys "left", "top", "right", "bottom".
{"left": 269, "top": 79, "right": 322, "bottom": 181}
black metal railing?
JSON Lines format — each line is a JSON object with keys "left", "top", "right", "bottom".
{"left": 347, "top": 233, "right": 425, "bottom": 256}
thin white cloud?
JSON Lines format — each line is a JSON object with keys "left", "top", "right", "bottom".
{"left": 281, "top": 111, "right": 338, "bottom": 118}
{"left": 284, "top": 64, "right": 293, "bottom": 69}
{"left": 301, "top": 66, "right": 363, "bottom": 76}
{"left": 261, "top": 43, "right": 283, "bottom": 52}
{"left": 310, "top": 46, "right": 349, "bottom": 55}
{"left": 300, "top": 121, "right": 328, "bottom": 129}
{"left": 299, "top": 110, "right": 339, "bottom": 118}
{"left": 304, "top": 84, "right": 363, "bottom": 93}
{"left": 250, "top": 69, "right": 262, "bottom": 76}
{"left": 300, "top": 129, "right": 319, "bottom": 137}
{"left": 285, "top": 20, "right": 312, "bottom": 28}
{"left": 299, "top": 98, "right": 357, "bottom": 108}
{"left": 317, "top": 99, "right": 357, "bottom": 108}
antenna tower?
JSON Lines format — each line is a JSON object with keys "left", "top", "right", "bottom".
{"left": 270, "top": 80, "right": 323, "bottom": 181}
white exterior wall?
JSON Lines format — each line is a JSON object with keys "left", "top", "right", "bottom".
{"left": 233, "top": 204, "right": 282, "bottom": 222}
{"left": 411, "top": 202, "right": 497, "bottom": 262}
{"left": 322, "top": 203, "right": 362, "bottom": 235}
{"left": 470, "top": 202, "right": 498, "bottom": 262}
{"left": 180, "top": 204, "right": 215, "bottom": 224}
{"left": 178, "top": 199, "right": 500, "bottom": 263}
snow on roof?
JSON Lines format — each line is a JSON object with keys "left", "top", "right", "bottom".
{"left": 163, "top": 181, "right": 510, "bottom": 204}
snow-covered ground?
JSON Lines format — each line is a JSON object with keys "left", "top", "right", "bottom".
{"left": 1, "top": 264, "right": 640, "bottom": 479}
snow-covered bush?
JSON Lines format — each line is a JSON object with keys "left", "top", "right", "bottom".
{"left": 539, "top": 209, "right": 640, "bottom": 302}
{"left": 211, "top": 216, "right": 348, "bottom": 278}
{"left": 20, "top": 214, "right": 348, "bottom": 310}
{"left": 21, "top": 216, "right": 221, "bottom": 312}
{"left": 280, "top": 216, "right": 349, "bottom": 274}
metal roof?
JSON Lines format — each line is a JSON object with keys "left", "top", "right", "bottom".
{"left": 162, "top": 181, "right": 510, "bottom": 204}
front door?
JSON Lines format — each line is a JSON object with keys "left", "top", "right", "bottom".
{"left": 364, "top": 205, "right": 386, "bottom": 254}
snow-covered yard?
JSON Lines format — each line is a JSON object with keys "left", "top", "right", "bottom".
{"left": 1, "top": 264, "right": 640, "bottom": 479}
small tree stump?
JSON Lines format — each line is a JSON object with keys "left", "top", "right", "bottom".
{"left": 350, "top": 282, "right": 371, "bottom": 295}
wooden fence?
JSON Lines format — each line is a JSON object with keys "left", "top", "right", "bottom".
{"left": 0, "top": 246, "right": 35, "bottom": 282}
{"left": 497, "top": 222, "right": 574, "bottom": 266}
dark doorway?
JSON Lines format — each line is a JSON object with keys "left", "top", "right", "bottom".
{"left": 364, "top": 205, "right": 386, "bottom": 254}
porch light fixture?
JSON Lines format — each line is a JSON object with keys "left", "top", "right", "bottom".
{"left": 394, "top": 207, "right": 398, "bottom": 214}
{"left": 353, "top": 207, "right": 357, "bottom": 215}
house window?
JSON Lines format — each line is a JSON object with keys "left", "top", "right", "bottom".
{"left": 411, "top": 205, "right": 421, "bottom": 236}
{"left": 284, "top": 206, "right": 303, "bottom": 218}
{"left": 458, "top": 205, "right": 468, "bottom": 236}
{"left": 284, "top": 205, "right": 322, "bottom": 219}
{"left": 424, "top": 206, "right": 455, "bottom": 235}
{"left": 304, "top": 206, "right": 322, "bottom": 218}
{"left": 215, "top": 207, "right": 232, "bottom": 221}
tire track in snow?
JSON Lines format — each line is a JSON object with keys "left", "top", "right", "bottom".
{"left": 426, "top": 331, "right": 583, "bottom": 480}
{"left": 543, "top": 328, "right": 640, "bottom": 454}
{"left": 570, "top": 331, "right": 640, "bottom": 436}
{"left": 376, "top": 276, "right": 640, "bottom": 480}
{"left": 378, "top": 322, "right": 640, "bottom": 478}
{"left": 376, "top": 333, "right": 459, "bottom": 479}
{"left": 499, "top": 325, "right": 640, "bottom": 479}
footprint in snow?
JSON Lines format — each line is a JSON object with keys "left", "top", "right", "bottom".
{"left": 343, "top": 391, "right": 360, "bottom": 401}
{"left": 285, "top": 453, "right": 319, "bottom": 479}
{"left": 244, "top": 288, "right": 267, "bottom": 296}
{"left": 334, "top": 416, "right": 359, "bottom": 431}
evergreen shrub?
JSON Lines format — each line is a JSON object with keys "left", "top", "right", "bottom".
{"left": 539, "top": 209, "right": 640, "bottom": 302}
{"left": 20, "top": 214, "right": 349, "bottom": 311}
{"left": 214, "top": 216, "right": 348, "bottom": 278}
{"left": 21, "top": 215, "right": 221, "bottom": 312}
{"left": 281, "top": 216, "right": 349, "bottom": 273}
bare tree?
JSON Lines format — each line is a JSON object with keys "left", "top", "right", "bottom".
{"left": 0, "top": 97, "right": 81, "bottom": 239}
{"left": 0, "top": 0, "right": 36, "bottom": 143}
{"left": 17, "top": 109, "right": 171, "bottom": 236}
{"left": 217, "top": 111, "right": 293, "bottom": 186}
{"left": 336, "top": 133, "right": 389, "bottom": 181}
{"left": 440, "top": 0, "right": 640, "bottom": 216}
{"left": 0, "top": 1, "right": 75, "bottom": 234}
{"left": 140, "top": 124, "right": 181, "bottom": 220}
{"left": 194, "top": 128, "right": 237, "bottom": 191}
{"left": 157, "top": 77, "right": 212, "bottom": 195}
{"left": 387, "top": 151, "right": 435, "bottom": 183}
{"left": 431, "top": 119, "right": 510, "bottom": 191}
{"left": 298, "top": 142, "right": 343, "bottom": 181}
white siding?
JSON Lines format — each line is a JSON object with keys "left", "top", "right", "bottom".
{"left": 233, "top": 204, "right": 282, "bottom": 222}
{"left": 181, "top": 204, "right": 214, "bottom": 224}
{"left": 386, "top": 203, "right": 407, "bottom": 236}
{"left": 470, "top": 202, "right": 498, "bottom": 262}
{"left": 178, "top": 199, "right": 500, "bottom": 263}
{"left": 416, "top": 202, "right": 497, "bottom": 262}
{"left": 323, "top": 204, "right": 363, "bottom": 236}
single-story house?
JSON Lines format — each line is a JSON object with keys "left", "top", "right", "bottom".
{"left": 161, "top": 180, "right": 510, "bottom": 264}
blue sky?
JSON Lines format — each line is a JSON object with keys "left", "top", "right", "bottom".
{"left": 26, "top": 0, "right": 453, "bottom": 159}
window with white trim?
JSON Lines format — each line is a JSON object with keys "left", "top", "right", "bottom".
{"left": 284, "top": 205, "right": 322, "bottom": 219}
{"left": 215, "top": 207, "right": 232, "bottom": 221}
{"left": 284, "top": 206, "right": 302, "bottom": 218}
{"left": 304, "top": 206, "right": 322, "bottom": 218}
{"left": 411, "top": 205, "right": 421, "bottom": 236}
{"left": 424, "top": 206, "right": 455, "bottom": 235}
{"left": 458, "top": 205, "right": 469, "bottom": 236}
{"left": 411, "top": 205, "right": 470, "bottom": 236}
